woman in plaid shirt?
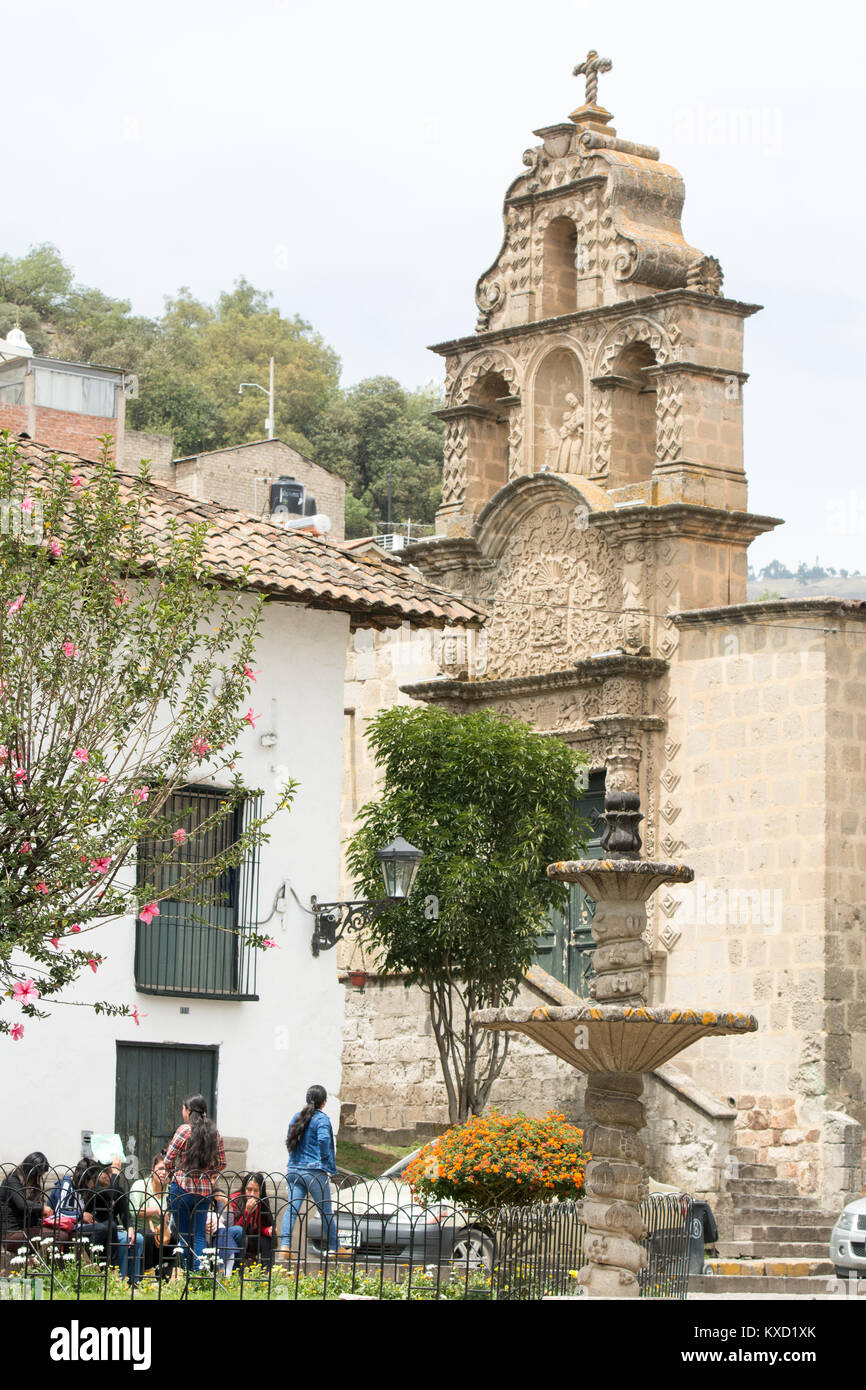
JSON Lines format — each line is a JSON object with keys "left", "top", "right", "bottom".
{"left": 164, "top": 1094, "right": 226, "bottom": 1271}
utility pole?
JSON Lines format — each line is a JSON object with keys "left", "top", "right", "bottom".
{"left": 238, "top": 356, "right": 275, "bottom": 440}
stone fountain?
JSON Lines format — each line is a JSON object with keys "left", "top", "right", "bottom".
{"left": 475, "top": 792, "right": 757, "bottom": 1298}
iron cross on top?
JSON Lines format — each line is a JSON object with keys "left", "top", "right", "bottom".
{"left": 573, "top": 50, "right": 612, "bottom": 106}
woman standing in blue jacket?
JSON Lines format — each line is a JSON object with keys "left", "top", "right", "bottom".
{"left": 279, "top": 1085, "right": 345, "bottom": 1258}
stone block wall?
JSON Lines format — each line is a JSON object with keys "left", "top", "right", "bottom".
{"left": 172, "top": 439, "right": 346, "bottom": 538}
{"left": 121, "top": 430, "right": 175, "bottom": 482}
{"left": 663, "top": 604, "right": 865, "bottom": 1201}
{"left": 338, "top": 973, "right": 586, "bottom": 1145}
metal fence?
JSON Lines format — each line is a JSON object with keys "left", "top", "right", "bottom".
{"left": 0, "top": 1164, "right": 694, "bottom": 1301}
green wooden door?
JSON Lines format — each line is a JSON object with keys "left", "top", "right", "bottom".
{"left": 115, "top": 1042, "right": 218, "bottom": 1169}
{"left": 534, "top": 771, "right": 605, "bottom": 997}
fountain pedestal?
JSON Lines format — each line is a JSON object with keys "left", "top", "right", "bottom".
{"left": 475, "top": 793, "right": 758, "bottom": 1298}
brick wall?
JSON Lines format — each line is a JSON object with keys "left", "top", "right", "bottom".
{"left": 0, "top": 402, "right": 120, "bottom": 462}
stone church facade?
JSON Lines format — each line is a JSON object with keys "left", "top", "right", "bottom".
{"left": 338, "top": 61, "right": 866, "bottom": 1217}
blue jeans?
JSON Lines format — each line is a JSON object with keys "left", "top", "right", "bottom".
{"left": 169, "top": 1183, "right": 211, "bottom": 1271}
{"left": 280, "top": 1170, "right": 336, "bottom": 1251}
{"left": 115, "top": 1231, "right": 144, "bottom": 1283}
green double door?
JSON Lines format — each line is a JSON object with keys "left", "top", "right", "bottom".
{"left": 115, "top": 1042, "right": 218, "bottom": 1171}
{"left": 533, "top": 772, "right": 605, "bottom": 998}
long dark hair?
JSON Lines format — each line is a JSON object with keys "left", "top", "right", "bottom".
{"left": 183, "top": 1094, "right": 221, "bottom": 1171}
{"left": 286, "top": 1085, "right": 327, "bottom": 1153}
{"left": 240, "top": 1171, "right": 273, "bottom": 1228}
{"left": 17, "top": 1152, "right": 49, "bottom": 1198}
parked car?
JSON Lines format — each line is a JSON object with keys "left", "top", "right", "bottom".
{"left": 305, "top": 1152, "right": 494, "bottom": 1268}
{"left": 830, "top": 1197, "right": 866, "bottom": 1278}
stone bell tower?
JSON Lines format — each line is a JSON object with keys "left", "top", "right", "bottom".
{"left": 432, "top": 51, "right": 761, "bottom": 550}
{"left": 404, "top": 52, "right": 779, "bottom": 870}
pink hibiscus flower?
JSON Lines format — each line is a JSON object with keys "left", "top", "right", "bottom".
{"left": 49, "top": 538, "right": 63, "bottom": 558}
{"left": 243, "top": 708, "right": 260, "bottom": 729}
{"left": 96, "top": 774, "right": 109, "bottom": 784}
{"left": 10, "top": 1024, "right": 24, "bottom": 1042}
{"left": 34, "top": 882, "right": 48, "bottom": 895}
{"left": 71, "top": 475, "right": 84, "bottom": 489}
{"left": 132, "top": 786, "right": 149, "bottom": 804}
{"left": 131, "top": 1006, "right": 147, "bottom": 1027}
{"left": 21, "top": 498, "right": 33, "bottom": 514}
{"left": 70, "top": 924, "right": 81, "bottom": 933}
{"left": 13, "top": 768, "right": 27, "bottom": 784}
{"left": 49, "top": 937, "right": 60, "bottom": 950}
{"left": 172, "top": 828, "right": 187, "bottom": 846}
{"left": 87, "top": 957, "right": 100, "bottom": 973}
{"left": 6, "top": 594, "right": 25, "bottom": 615}
{"left": 13, "top": 979, "right": 40, "bottom": 1004}
{"left": 19, "top": 841, "right": 31, "bottom": 853}
{"left": 138, "top": 902, "right": 160, "bottom": 926}
{"left": 191, "top": 736, "right": 211, "bottom": 758}
{"left": 73, "top": 747, "right": 89, "bottom": 763}
{"left": 90, "top": 856, "right": 111, "bottom": 875}
{"left": 62, "top": 641, "right": 80, "bottom": 658}
{"left": 243, "top": 664, "right": 260, "bottom": 682}
{"left": 114, "top": 588, "right": 129, "bottom": 607}
{"left": 262, "top": 937, "right": 279, "bottom": 949}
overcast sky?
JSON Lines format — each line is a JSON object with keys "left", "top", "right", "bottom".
{"left": 4, "top": 0, "right": 865, "bottom": 569}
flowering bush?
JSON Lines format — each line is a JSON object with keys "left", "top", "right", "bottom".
{"left": 402, "top": 1110, "right": 588, "bottom": 1209}
{"left": 0, "top": 435, "right": 295, "bottom": 1033}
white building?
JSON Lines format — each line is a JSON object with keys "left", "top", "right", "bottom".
{"left": 3, "top": 441, "right": 480, "bottom": 1176}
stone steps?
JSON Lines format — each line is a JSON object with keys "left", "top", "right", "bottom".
{"left": 726, "top": 1178, "right": 800, "bottom": 1196}
{"left": 733, "top": 1224, "right": 835, "bottom": 1243}
{"left": 716, "top": 1240, "right": 830, "bottom": 1260}
{"left": 732, "top": 1204, "right": 836, "bottom": 1222}
{"left": 704, "top": 1257, "right": 835, "bottom": 1279}
{"left": 692, "top": 1273, "right": 841, "bottom": 1296}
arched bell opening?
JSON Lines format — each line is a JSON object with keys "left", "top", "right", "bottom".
{"left": 541, "top": 218, "right": 579, "bottom": 318}
{"left": 465, "top": 371, "right": 513, "bottom": 512}
{"left": 606, "top": 341, "right": 658, "bottom": 487}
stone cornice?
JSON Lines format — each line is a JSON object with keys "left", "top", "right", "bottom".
{"left": 590, "top": 503, "right": 782, "bottom": 544}
{"left": 428, "top": 289, "right": 763, "bottom": 359}
{"left": 505, "top": 173, "right": 607, "bottom": 209}
{"left": 400, "top": 654, "right": 668, "bottom": 703}
{"left": 642, "top": 361, "right": 750, "bottom": 384}
{"left": 671, "top": 597, "right": 866, "bottom": 627}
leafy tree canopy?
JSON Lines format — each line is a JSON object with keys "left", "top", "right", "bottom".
{"left": 0, "top": 247, "right": 444, "bottom": 528}
{"left": 347, "top": 705, "right": 588, "bottom": 1120}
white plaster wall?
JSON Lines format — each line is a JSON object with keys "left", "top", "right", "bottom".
{"left": 2, "top": 599, "right": 350, "bottom": 1176}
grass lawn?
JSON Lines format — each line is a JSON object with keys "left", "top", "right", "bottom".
{"left": 336, "top": 1139, "right": 418, "bottom": 1180}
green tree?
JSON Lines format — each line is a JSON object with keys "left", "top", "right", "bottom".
{"left": 346, "top": 706, "right": 588, "bottom": 1122}
{"left": 310, "top": 377, "right": 443, "bottom": 537}
{"left": 0, "top": 435, "right": 294, "bottom": 1035}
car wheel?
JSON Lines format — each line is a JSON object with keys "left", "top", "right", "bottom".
{"left": 450, "top": 1229, "right": 494, "bottom": 1270}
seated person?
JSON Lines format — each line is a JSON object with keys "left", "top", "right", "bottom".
{"left": 216, "top": 1173, "right": 274, "bottom": 1274}
{"left": 0, "top": 1153, "right": 52, "bottom": 1249}
{"left": 129, "top": 1154, "right": 176, "bottom": 1274}
{"left": 44, "top": 1158, "right": 91, "bottom": 1238}
{"left": 81, "top": 1163, "right": 145, "bottom": 1285}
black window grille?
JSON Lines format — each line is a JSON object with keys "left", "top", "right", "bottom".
{"left": 534, "top": 770, "right": 605, "bottom": 996}
{"left": 134, "top": 786, "right": 261, "bottom": 1000}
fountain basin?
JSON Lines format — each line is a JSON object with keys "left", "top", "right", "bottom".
{"left": 547, "top": 859, "right": 694, "bottom": 899}
{"left": 475, "top": 1003, "right": 757, "bottom": 1074}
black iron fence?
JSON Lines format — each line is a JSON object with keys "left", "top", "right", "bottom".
{"left": 0, "top": 1164, "right": 694, "bottom": 1301}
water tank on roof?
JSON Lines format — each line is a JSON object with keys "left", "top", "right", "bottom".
{"left": 269, "top": 475, "right": 318, "bottom": 517}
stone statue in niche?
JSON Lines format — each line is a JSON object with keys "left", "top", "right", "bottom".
{"left": 556, "top": 393, "right": 586, "bottom": 474}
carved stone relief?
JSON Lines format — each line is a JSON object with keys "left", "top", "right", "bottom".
{"left": 473, "top": 500, "right": 622, "bottom": 679}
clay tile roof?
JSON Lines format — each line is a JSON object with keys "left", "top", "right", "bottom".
{"left": 12, "top": 440, "right": 485, "bottom": 632}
